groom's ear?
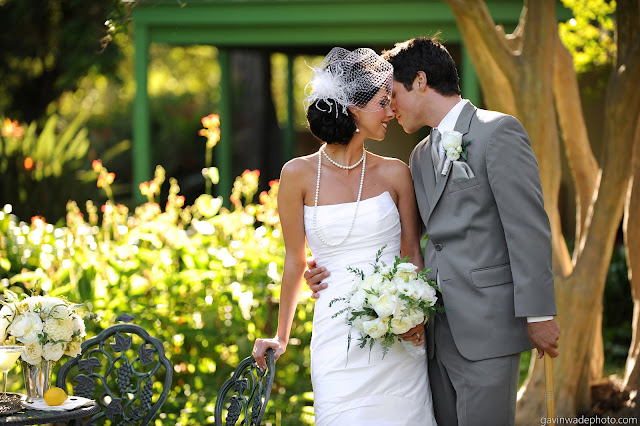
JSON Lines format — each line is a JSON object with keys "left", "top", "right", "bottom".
{"left": 414, "top": 71, "right": 428, "bottom": 93}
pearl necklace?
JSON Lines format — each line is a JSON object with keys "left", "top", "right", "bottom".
{"left": 313, "top": 145, "right": 366, "bottom": 246}
{"left": 321, "top": 143, "right": 365, "bottom": 170}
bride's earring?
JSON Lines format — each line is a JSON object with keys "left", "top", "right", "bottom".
{"left": 355, "top": 123, "right": 360, "bottom": 133}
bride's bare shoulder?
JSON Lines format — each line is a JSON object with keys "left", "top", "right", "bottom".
{"left": 280, "top": 152, "right": 318, "bottom": 180}
{"left": 369, "top": 153, "right": 410, "bottom": 175}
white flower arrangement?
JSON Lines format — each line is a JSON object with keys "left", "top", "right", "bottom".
{"left": 441, "top": 130, "right": 472, "bottom": 176}
{"left": 330, "top": 246, "right": 442, "bottom": 359}
{"left": 0, "top": 291, "right": 88, "bottom": 364}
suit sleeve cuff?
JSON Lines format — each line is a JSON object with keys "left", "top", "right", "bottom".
{"left": 527, "top": 316, "right": 553, "bottom": 323}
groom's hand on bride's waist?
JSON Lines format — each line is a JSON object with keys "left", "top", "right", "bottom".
{"left": 304, "top": 258, "right": 330, "bottom": 299}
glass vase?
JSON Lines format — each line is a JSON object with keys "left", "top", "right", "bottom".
{"left": 22, "top": 360, "right": 52, "bottom": 402}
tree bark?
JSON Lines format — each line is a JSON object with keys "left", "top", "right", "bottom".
{"left": 623, "top": 120, "right": 640, "bottom": 391}
{"left": 443, "top": 0, "right": 640, "bottom": 419}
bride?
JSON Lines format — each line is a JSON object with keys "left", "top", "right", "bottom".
{"left": 252, "top": 47, "right": 437, "bottom": 425}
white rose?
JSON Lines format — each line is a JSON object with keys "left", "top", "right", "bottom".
{"left": 372, "top": 293, "right": 401, "bottom": 318}
{"left": 390, "top": 315, "right": 415, "bottom": 335}
{"left": 396, "top": 263, "right": 419, "bottom": 281}
{"left": 9, "top": 312, "right": 43, "bottom": 342}
{"left": 349, "top": 290, "right": 368, "bottom": 310}
{"left": 441, "top": 130, "right": 463, "bottom": 151}
{"left": 71, "top": 314, "right": 86, "bottom": 338}
{"left": 379, "top": 265, "right": 393, "bottom": 277}
{"left": 21, "top": 341, "right": 43, "bottom": 365}
{"left": 446, "top": 148, "right": 461, "bottom": 161}
{"left": 418, "top": 284, "right": 438, "bottom": 306}
{"left": 49, "top": 304, "right": 70, "bottom": 319}
{"left": 352, "top": 315, "right": 374, "bottom": 333}
{"left": 362, "top": 317, "right": 388, "bottom": 339}
{"left": 43, "top": 316, "right": 74, "bottom": 342}
{"left": 378, "top": 280, "right": 397, "bottom": 296}
{"left": 407, "top": 310, "right": 426, "bottom": 325}
{"left": 43, "top": 342, "right": 65, "bottom": 361}
{"left": 64, "top": 340, "right": 82, "bottom": 358}
{"left": 396, "top": 263, "right": 419, "bottom": 274}
{"left": 397, "top": 281, "right": 418, "bottom": 299}
{"left": 363, "top": 273, "right": 384, "bottom": 292}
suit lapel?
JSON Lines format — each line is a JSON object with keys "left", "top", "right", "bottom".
{"left": 427, "top": 102, "right": 477, "bottom": 219}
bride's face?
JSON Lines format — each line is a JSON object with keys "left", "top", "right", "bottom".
{"left": 355, "top": 89, "right": 394, "bottom": 141}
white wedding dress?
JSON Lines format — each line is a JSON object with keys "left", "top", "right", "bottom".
{"left": 304, "top": 191, "right": 437, "bottom": 425}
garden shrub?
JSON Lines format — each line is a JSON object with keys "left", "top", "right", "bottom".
{"left": 0, "top": 166, "right": 315, "bottom": 425}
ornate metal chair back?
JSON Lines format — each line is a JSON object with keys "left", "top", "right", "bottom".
{"left": 214, "top": 349, "right": 275, "bottom": 425}
{"left": 56, "top": 321, "right": 173, "bottom": 425}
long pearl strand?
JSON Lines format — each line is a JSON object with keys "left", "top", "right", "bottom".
{"left": 313, "top": 144, "right": 366, "bottom": 246}
{"left": 321, "top": 143, "right": 365, "bottom": 169}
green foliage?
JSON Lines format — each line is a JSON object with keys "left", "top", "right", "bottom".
{"left": 0, "top": 115, "right": 97, "bottom": 223}
{"left": 603, "top": 244, "right": 632, "bottom": 373}
{"left": 0, "top": 170, "right": 315, "bottom": 424}
{"left": 559, "top": 0, "right": 616, "bottom": 73}
{"left": 0, "top": 0, "right": 123, "bottom": 121}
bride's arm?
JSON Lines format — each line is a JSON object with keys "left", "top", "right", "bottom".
{"left": 253, "top": 160, "right": 308, "bottom": 369}
{"left": 392, "top": 160, "right": 427, "bottom": 345}
{"left": 395, "top": 161, "right": 424, "bottom": 270}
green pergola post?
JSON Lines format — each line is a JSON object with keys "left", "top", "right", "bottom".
{"left": 461, "top": 45, "right": 480, "bottom": 106}
{"left": 217, "top": 49, "right": 232, "bottom": 203}
{"left": 284, "top": 54, "right": 296, "bottom": 163}
{"left": 132, "top": 21, "right": 150, "bottom": 204}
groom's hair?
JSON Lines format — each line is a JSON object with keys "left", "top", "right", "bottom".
{"left": 382, "top": 36, "right": 461, "bottom": 96}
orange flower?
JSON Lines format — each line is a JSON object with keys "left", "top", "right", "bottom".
{"left": 24, "top": 157, "right": 34, "bottom": 170}
{"left": 201, "top": 114, "right": 220, "bottom": 129}
{"left": 92, "top": 160, "right": 103, "bottom": 173}
{"left": 97, "top": 171, "right": 115, "bottom": 188}
{"left": 31, "top": 216, "right": 46, "bottom": 225}
{"left": 2, "top": 118, "right": 24, "bottom": 138}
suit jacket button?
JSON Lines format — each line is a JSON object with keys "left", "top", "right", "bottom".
{"left": 434, "top": 244, "right": 443, "bottom": 251}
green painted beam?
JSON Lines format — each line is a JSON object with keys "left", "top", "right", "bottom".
{"left": 132, "top": 0, "right": 528, "bottom": 27}
{"left": 217, "top": 49, "right": 232, "bottom": 205}
{"left": 132, "top": 22, "right": 150, "bottom": 204}
{"left": 149, "top": 24, "right": 461, "bottom": 45}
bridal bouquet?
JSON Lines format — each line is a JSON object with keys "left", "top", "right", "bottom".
{"left": 330, "top": 245, "right": 442, "bottom": 359}
{"left": 0, "top": 291, "right": 88, "bottom": 364}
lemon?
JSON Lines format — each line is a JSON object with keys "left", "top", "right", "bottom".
{"left": 44, "top": 387, "right": 67, "bottom": 406}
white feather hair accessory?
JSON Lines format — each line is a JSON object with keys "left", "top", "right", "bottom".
{"left": 304, "top": 47, "right": 393, "bottom": 116}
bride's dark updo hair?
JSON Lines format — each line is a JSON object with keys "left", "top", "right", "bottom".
{"left": 306, "top": 99, "right": 357, "bottom": 145}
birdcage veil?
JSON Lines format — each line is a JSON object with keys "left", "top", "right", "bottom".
{"left": 304, "top": 47, "right": 393, "bottom": 116}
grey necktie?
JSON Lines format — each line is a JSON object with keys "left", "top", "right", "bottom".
{"left": 430, "top": 128, "right": 443, "bottom": 178}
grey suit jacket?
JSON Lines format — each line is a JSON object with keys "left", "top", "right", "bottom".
{"left": 410, "top": 102, "right": 557, "bottom": 361}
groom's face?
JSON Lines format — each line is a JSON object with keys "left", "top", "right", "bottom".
{"left": 390, "top": 78, "right": 421, "bottom": 134}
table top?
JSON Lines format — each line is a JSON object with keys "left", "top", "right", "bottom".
{"left": 0, "top": 401, "right": 100, "bottom": 425}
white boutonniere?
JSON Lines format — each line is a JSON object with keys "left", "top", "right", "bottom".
{"left": 440, "top": 130, "right": 472, "bottom": 176}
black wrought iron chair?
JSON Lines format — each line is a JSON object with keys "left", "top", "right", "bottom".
{"left": 214, "top": 349, "right": 275, "bottom": 425}
{"left": 56, "top": 315, "right": 173, "bottom": 425}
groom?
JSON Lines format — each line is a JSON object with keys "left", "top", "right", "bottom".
{"left": 305, "top": 36, "right": 560, "bottom": 425}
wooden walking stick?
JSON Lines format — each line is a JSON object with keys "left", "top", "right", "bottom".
{"left": 544, "top": 353, "right": 555, "bottom": 425}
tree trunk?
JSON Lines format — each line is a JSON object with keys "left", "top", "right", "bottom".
{"left": 623, "top": 122, "right": 640, "bottom": 391}
{"left": 443, "top": 0, "right": 640, "bottom": 418}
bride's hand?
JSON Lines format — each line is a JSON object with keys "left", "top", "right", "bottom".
{"left": 253, "top": 337, "right": 287, "bottom": 370}
{"left": 399, "top": 322, "right": 425, "bottom": 346}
